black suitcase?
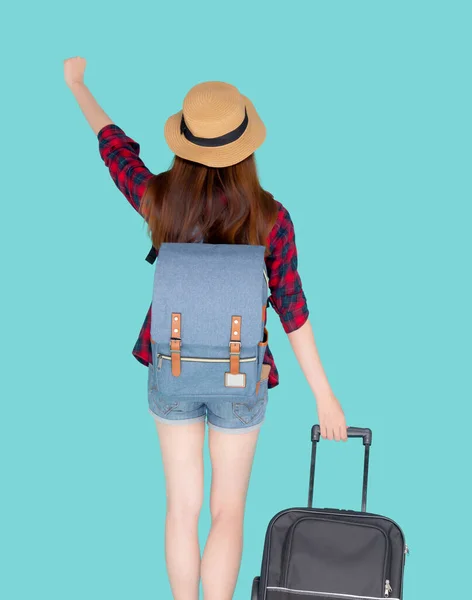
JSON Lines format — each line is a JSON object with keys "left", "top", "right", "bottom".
{"left": 251, "top": 425, "right": 408, "bottom": 600}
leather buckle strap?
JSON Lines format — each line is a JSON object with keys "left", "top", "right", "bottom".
{"left": 225, "top": 315, "right": 245, "bottom": 388}
{"left": 170, "top": 313, "right": 181, "bottom": 377}
{"left": 229, "top": 316, "right": 241, "bottom": 375}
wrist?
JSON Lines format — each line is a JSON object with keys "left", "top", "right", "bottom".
{"left": 68, "top": 80, "right": 85, "bottom": 91}
{"left": 314, "top": 387, "right": 336, "bottom": 406}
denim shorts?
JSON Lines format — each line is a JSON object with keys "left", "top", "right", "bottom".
{"left": 147, "top": 366, "right": 269, "bottom": 434}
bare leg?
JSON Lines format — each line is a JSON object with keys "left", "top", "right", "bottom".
{"left": 201, "top": 427, "right": 260, "bottom": 600}
{"left": 155, "top": 419, "right": 205, "bottom": 600}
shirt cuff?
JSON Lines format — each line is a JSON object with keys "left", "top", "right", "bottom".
{"left": 281, "top": 308, "right": 309, "bottom": 334}
{"left": 97, "top": 123, "right": 124, "bottom": 139}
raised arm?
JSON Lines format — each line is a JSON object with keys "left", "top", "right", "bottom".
{"left": 266, "top": 204, "right": 347, "bottom": 441}
{"left": 64, "top": 56, "right": 153, "bottom": 214}
{"left": 64, "top": 56, "right": 113, "bottom": 134}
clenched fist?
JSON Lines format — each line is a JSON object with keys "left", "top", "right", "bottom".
{"left": 64, "top": 56, "right": 87, "bottom": 88}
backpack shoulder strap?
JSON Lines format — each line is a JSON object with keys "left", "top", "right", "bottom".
{"left": 145, "top": 246, "right": 157, "bottom": 264}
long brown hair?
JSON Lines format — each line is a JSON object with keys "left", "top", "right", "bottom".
{"left": 139, "top": 154, "right": 278, "bottom": 254}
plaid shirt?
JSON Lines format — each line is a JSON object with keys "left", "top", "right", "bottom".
{"left": 98, "top": 124, "right": 309, "bottom": 388}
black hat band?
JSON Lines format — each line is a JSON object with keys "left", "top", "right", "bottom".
{"left": 180, "top": 108, "right": 248, "bottom": 147}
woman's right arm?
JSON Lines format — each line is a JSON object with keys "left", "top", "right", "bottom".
{"left": 64, "top": 56, "right": 153, "bottom": 214}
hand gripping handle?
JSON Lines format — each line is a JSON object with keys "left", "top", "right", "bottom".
{"left": 311, "top": 425, "right": 372, "bottom": 446}
{"left": 308, "top": 424, "right": 372, "bottom": 512}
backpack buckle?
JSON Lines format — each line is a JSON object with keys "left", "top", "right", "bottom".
{"left": 229, "top": 341, "right": 241, "bottom": 354}
{"left": 170, "top": 338, "right": 181, "bottom": 350}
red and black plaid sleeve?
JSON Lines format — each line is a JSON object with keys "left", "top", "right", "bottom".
{"left": 266, "top": 202, "right": 309, "bottom": 333}
{"left": 132, "top": 304, "right": 153, "bottom": 366}
{"left": 97, "top": 124, "right": 153, "bottom": 214}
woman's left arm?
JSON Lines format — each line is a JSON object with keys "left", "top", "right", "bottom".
{"left": 267, "top": 204, "right": 348, "bottom": 442}
{"left": 64, "top": 56, "right": 153, "bottom": 214}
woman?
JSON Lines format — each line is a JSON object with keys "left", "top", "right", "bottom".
{"left": 64, "top": 56, "right": 348, "bottom": 600}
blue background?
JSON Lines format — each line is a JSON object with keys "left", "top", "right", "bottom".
{"left": 1, "top": 1, "right": 471, "bottom": 598}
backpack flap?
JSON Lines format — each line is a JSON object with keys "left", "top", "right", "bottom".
{"left": 150, "top": 243, "right": 269, "bottom": 400}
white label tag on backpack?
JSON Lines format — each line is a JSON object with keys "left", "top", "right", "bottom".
{"left": 224, "top": 372, "right": 246, "bottom": 388}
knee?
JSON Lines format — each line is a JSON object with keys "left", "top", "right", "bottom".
{"left": 167, "top": 493, "right": 203, "bottom": 524}
{"left": 210, "top": 502, "right": 244, "bottom": 526}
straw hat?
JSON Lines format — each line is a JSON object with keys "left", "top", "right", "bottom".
{"left": 164, "top": 81, "right": 266, "bottom": 168}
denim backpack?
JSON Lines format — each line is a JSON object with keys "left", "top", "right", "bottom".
{"left": 149, "top": 243, "right": 269, "bottom": 402}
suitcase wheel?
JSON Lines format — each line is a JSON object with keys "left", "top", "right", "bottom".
{"left": 251, "top": 576, "right": 260, "bottom": 600}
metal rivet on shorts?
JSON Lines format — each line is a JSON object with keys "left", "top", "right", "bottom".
{"left": 234, "top": 319, "right": 239, "bottom": 324}
{"left": 174, "top": 328, "right": 178, "bottom": 333}
{"left": 234, "top": 330, "right": 238, "bottom": 335}
{"left": 174, "top": 316, "right": 178, "bottom": 321}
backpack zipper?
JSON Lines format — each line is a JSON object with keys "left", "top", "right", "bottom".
{"left": 156, "top": 353, "right": 256, "bottom": 370}
{"left": 384, "top": 580, "right": 393, "bottom": 597}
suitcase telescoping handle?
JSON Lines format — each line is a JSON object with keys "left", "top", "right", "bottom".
{"left": 308, "top": 424, "right": 373, "bottom": 512}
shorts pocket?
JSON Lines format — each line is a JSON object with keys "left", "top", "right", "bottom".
{"left": 232, "top": 392, "right": 267, "bottom": 425}
{"left": 154, "top": 398, "right": 179, "bottom": 417}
